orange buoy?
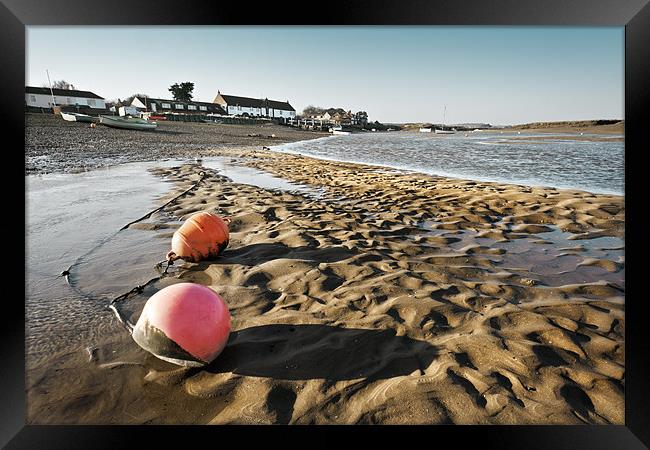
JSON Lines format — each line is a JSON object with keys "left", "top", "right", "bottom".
{"left": 166, "top": 212, "right": 231, "bottom": 262}
{"left": 132, "top": 283, "right": 231, "bottom": 366}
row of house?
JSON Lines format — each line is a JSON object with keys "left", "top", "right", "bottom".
{"left": 304, "top": 109, "right": 369, "bottom": 126}
{"left": 130, "top": 96, "right": 225, "bottom": 115}
{"left": 25, "top": 86, "right": 297, "bottom": 120}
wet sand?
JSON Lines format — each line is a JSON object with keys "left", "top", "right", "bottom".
{"left": 26, "top": 146, "right": 624, "bottom": 425}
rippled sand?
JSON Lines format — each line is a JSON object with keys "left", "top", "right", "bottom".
{"left": 27, "top": 148, "right": 624, "bottom": 425}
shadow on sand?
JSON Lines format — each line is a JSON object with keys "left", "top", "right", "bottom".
{"left": 197, "top": 324, "right": 439, "bottom": 381}
{"left": 191, "top": 242, "right": 360, "bottom": 267}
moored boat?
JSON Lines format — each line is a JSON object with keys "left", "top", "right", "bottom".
{"left": 99, "top": 115, "right": 158, "bottom": 131}
{"left": 435, "top": 105, "right": 456, "bottom": 134}
{"left": 61, "top": 112, "right": 97, "bottom": 123}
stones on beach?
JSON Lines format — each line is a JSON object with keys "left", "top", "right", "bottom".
{"left": 166, "top": 211, "right": 231, "bottom": 263}
{"left": 132, "top": 283, "right": 231, "bottom": 367}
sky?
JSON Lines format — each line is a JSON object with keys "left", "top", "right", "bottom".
{"left": 26, "top": 26, "right": 624, "bottom": 125}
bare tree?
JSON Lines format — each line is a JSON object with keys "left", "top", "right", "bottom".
{"left": 302, "top": 105, "right": 326, "bottom": 117}
{"left": 50, "top": 80, "right": 76, "bottom": 90}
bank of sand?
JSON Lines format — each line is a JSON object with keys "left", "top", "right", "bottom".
{"left": 492, "top": 121, "right": 624, "bottom": 135}
{"left": 27, "top": 148, "right": 624, "bottom": 425}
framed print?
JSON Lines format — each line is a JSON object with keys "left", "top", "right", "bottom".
{"left": 2, "top": 0, "right": 649, "bottom": 447}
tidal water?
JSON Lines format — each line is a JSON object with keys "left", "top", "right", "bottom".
{"left": 271, "top": 131, "right": 624, "bottom": 195}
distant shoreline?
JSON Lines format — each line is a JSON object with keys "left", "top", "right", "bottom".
{"left": 399, "top": 120, "right": 624, "bottom": 135}
{"left": 490, "top": 120, "right": 624, "bottom": 135}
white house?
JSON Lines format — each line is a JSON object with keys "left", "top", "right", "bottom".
{"left": 213, "top": 92, "right": 296, "bottom": 119}
{"left": 130, "top": 96, "right": 226, "bottom": 115}
{"left": 25, "top": 86, "right": 106, "bottom": 111}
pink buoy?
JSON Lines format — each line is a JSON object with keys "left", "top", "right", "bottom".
{"left": 132, "top": 283, "right": 231, "bottom": 367}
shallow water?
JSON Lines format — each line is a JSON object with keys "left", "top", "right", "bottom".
{"left": 271, "top": 131, "right": 624, "bottom": 195}
{"left": 26, "top": 162, "right": 183, "bottom": 361}
{"left": 417, "top": 221, "right": 624, "bottom": 289}
{"left": 199, "top": 156, "right": 325, "bottom": 198}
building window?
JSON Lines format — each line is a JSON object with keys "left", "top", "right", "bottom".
{"left": 199, "top": 105, "right": 207, "bottom": 111}
{"left": 187, "top": 105, "right": 197, "bottom": 110}
{"left": 88, "top": 99, "right": 96, "bottom": 107}
{"left": 175, "top": 104, "right": 184, "bottom": 109}
{"left": 162, "top": 103, "right": 171, "bottom": 109}
{"left": 29, "top": 95, "right": 36, "bottom": 103}
{"left": 67, "top": 97, "right": 72, "bottom": 104}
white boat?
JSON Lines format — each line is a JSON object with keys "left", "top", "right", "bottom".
{"left": 61, "top": 112, "right": 96, "bottom": 123}
{"left": 434, "top": 105, "right": 455, "bottom": 134}
{"left": 419, "top": 127, "right": 432, "bottom": 133}
{"left": 99, "top": 115, "right": 157, "bottom": 131}
{"left": 332, "top": 130, "right": 350, "bottom": 135}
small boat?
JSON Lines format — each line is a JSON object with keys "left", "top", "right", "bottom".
{"left": 99, "top": 115, "right": 157, "bottom": 131}
{"left": 435, "top": 105, "right": 456, "bottom": 134}
{"left": 332, "top": 130, "right": 350, "bottom": 135}
{"left": 419, "top": 128, "right": 432, "bottom": 133}
{"left": 61, "top": 112, "right": 97, "bottom": 123}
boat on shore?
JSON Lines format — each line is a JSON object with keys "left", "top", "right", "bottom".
{"left": 99, "top": 115, "right": 158, "bottom": 131}
{"left": 419, "top": 127, "right": 432, "bottom": 133}
{"left": 332, "top": 130, "right": 351, "bottom": 135}
{"left": 434, "top": 128, "right": 455, "bottom": 134}
{"left": 61, "top": 112, "right": 97, "bottom": 123}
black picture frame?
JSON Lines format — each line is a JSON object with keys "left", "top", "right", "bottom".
{"left": 3, "top": 0, "right": 648, "bottom": 448}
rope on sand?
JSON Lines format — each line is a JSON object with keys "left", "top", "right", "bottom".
{"left": 120, "top": 170, "right": 207, "bottom": 230}
{"left": 60, "top": 166, "right": 209, "bottom": 333}
{"left": 107, "top": 260, "right": 174, "bottom": 333}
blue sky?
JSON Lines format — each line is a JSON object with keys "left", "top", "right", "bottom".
{"left": 26, "top": 26, "right": 624, "bottom": 125}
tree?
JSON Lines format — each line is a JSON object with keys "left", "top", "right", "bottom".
{"left": 354, "top": 111, "right": 368, "bottom": 126}
{"left": 169, "top": 82, "right": 194, "bottom": 102}
{"left": 301, "top": 105, "right": 326, "bottom": 117}
{"left": 46, "top": 80, "right": 76, "bottom": 90}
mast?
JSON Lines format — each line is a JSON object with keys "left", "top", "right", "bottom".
{"left": 46, "top": 69, "right": 56, "bottom": 106}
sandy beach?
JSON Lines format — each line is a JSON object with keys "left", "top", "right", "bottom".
{"left": 26, "top": 122, "right": 625, "bottom": 424}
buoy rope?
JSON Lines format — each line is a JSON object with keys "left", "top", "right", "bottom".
{"left": 62, "top": 169, "right": 207, "bottom": 279}
{"left": 120, "top": 170, "right": 207, "bottom": 231}
{"left": 60, "top": 166, "right": 208, "bottom": 334}
{"left": 107, "top": 259, "right": 174, "bottom": 333}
